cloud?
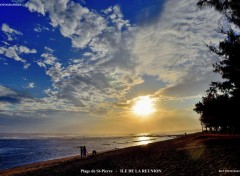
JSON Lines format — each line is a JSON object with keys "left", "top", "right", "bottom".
{"left": 154, "top": 72, "right": 220, "bottom": 100}
{"left": 0, "top": 0, "right": 221, "bottom": 134}
{"left": 37, "top": 48, "right": 57, "bottom": 68}
{"left": 103, "top": 6, "right": 130, "bottom": 30}
{"left": 133, "top": 0, "right": 225, "bottom": 86}
{"left": 26, "top": 0, "right": 107, "bottom": 49}
{"left": 24, "top": 2, "right": 142, "bottom": 111}
{"left": 0, "top": 86, "right": 33, "bottom": 106}
{"left": 33, "top": 24, "right": 50, "bottom": 33}
{"left": 0, "top": 85, "right": 68, "bottom": 117}
{"left": 1, "top": 0, "right": 227, "bottom": 121}
{"left": 0, "top": 45, "right": 37, "bottom": 68}
{"left": 1, "top": 23, "right": 22, "bottom": 41}
{"left": 1, "top": 24, "right": 22, "bottom": 35}
{"left": 27, "top": 82, "right": 35, "bottom": 89}
{"left": 0, "top": 24, "right": 37, "bottom": 69}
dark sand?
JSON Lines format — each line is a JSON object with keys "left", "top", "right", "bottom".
{"left": 1, "top": 132, "right": 240, "bottom": 176}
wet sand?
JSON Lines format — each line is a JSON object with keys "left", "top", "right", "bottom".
{"left": 1, "top": 132, "right": 240, "bottom": 176}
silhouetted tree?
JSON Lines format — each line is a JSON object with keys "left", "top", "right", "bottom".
{"left": 194, "top": 0, "right": 240, "bottom": 133}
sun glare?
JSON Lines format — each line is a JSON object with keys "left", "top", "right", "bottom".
{"left": 137, "top": 136, "right": 150, "bottom": 145}
{"left": 132, "top": 96, "right": 156, "bottom": 116}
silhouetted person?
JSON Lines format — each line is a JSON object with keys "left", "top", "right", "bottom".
{"left": 92, "top": 150, "right": 97, "bottom": 156}
{"left": 83, "top": 146, "right": 87, "bottom": 158}
{"left": 80, "top": 146, "right": 83, "bottom": 159}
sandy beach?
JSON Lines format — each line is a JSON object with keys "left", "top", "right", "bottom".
{"left": 1, "top": 132, "right": 240, "bottom": 176}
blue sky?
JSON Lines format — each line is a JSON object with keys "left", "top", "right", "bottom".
{"left": 0, "top": 0, "right": 224, "bottom": 135}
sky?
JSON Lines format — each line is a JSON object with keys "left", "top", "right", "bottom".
{"left": 0, "top": 0, "right": 225, "bottom": 135}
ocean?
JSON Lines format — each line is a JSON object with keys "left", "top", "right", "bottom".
{"left": 0, "top": 133, "right": 175, "bottom": 170}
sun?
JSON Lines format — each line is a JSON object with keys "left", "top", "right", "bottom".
{"left": 132, "top": 96, "right": 156, "bottom": 116}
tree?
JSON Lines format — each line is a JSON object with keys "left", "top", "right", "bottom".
{"left": 194, "top": 0, "right": 240, "bottom": 133}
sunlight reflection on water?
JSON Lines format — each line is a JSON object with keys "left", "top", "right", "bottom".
{"left": 137, "top": 136, "right": 151, "bottom": 145}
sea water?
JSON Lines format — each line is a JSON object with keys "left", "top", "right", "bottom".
{"left": 0, "top": 133, "right": 174, "bottom": 170}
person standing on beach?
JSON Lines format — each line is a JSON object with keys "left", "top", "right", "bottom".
{"left": 80, "top": 146, "right": 83, "bottom": 159}
{"left": 83, "top": 146, "right": 87, "bottom": 158}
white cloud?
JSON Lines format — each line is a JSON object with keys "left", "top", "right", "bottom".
{"left": 0, "top": 85, "right": 80, "bottom": 117}
{"left": 1, "top": 24, "right": 36, "bottom": 67}
{"left": 18, "top": 45, "right": 37, "bottom": 54}
{"left": 1, "top": 23, "right": 22, "bottom": 41}
{"left": 23, "top": 63, "right": 31, "bottom": 70}
{"left": 133, "top": 0, "right": 225, "bottom": 95}
{"left": 44, "top": 26, "right": 141, "bottom": 110}
{"left": 0, "top": 24, "right": 36, "bottom": 69}
{"left": 26, "top": 0, "right": 106, "bottom": 49}
{"left": 37, "top": 47, "right": 56, "bottom": 68}
{"left": 27, "top": 82, "right": 35, "bottom": 88}
{"left": 24, "top": 1, "right": 142, "bottom": 111}
{"left": 2, "top": 0, "right": 226, "bottom": 117}
{"left": 1, "top": 23, "right": 22, "bottom": 35}
{"left": 44, "top": 46, "right": 54, "bottom": 53}
{"left": 46, "top": 62, "right": 66, "bottom": 83}
{"left": 33, "top": 25, "right": 50, "bottom": 33}
{"left": 0, "top": 85, "right": 17, "bottom": 96}
{"left": 36, "top": 61, "right": 46, "bottom": 68}
{"left": 103, "top": 6, "right": 130, "bottom": 30}
{"left": 0, "top": 45, "right": 37, "bottom": 68}
{"left": 41, "top": 53, "right": 57, "bottom": 66}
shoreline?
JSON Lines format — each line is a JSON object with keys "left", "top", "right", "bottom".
{"left": 0, "top": 134, "right": 178, "bottom": 171}
{"left": 0, "top": 135, "right": 178, "bottom": 172}
{"left": 1, "top": 132, "right": 240, "bottom": 175}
